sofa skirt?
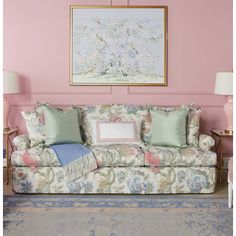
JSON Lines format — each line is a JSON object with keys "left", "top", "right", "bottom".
{"left": 12, "top": 166, "right": 216, "bottom": 194}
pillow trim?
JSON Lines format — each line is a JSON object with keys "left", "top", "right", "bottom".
{"left": 96, "top": 120, "right": 139, "bottom": 143}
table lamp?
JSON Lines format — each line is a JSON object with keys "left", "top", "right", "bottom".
{"left": 3, "top": 71, "right": 20, "bottom": 131}
{"left": 214, "top": 72, "right": 233, "bottom": 134}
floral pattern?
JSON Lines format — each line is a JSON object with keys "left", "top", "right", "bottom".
{"left": 11, "top": 144, "right": 60, "bottom": 167}
{"left": 91, "top": 144, "right": 145, "bottom": 167}
{"left": 185, "top": 106, "right": 201, "bottom": 146}
{"left": 199, "top": 134, "right": 215, "bottom": 151}
{"left": 12, "top": 142, "right": 216, "bottom": 169}
{"left": 13, "top": 134, "right": 30, "bottom": 151}
{"left": 12, "top": 166, "right": 216, "bottom": 194}
{"left": 143, "top": 146, "right": 217, "bottom": 167}
{"left": 3, "top": 195, "right": 232, "bottom": 236}
{"left": 78, "top": 104, "right": 148, "bottom": 145}
{"left": 14, "top": 104, "right": 217, "bottom": 194}
{"left": 21, "top": 111, "right": 46, "bottom": 147}
{"left": 21, "top": 104, "right": 201, "bottom": 147}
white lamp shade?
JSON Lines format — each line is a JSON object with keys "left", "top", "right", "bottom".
{"left": 3, "top": 71, "right": 20, "bottom": 94}
{"left": 214, "top": 72, "right": 233, "bottom": 95}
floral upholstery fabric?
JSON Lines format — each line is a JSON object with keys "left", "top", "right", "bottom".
{"left": 12, "top": 166, "right": 216, "bottom": 194}
{"left": 21, "top": 111, "right": 46, "bottom": 147}
{"left": 91, "top": 144, "right": 145, "bottom": 167}
{"left": 199, "top": 134, "right": 215, "bottom": 151}
{"left": 78, "top": 105, "right": 148, "bottom": 145}
{"left": 143, "top": 146, "right": 217, "bottom": 167}
{"left": 15, "top": 104, "right": 217, "bottom": 194}
{"left": 12, "top": 144, "right": 216, "bottom": 168}
{"left": 142, "top": 105, "right": 201, "bottom": 146}
{"left": 13, "top": 134, "right": 30, "bottom": 151}
{"left": 11, "top": 144, "right": 60, "bottom": 167}
{"left": 185, "top": 106, "right": 201, "bottom": 146}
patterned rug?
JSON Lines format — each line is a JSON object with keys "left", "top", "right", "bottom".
{"left": 4, "top": 195, "right": 232, "bottom": 236}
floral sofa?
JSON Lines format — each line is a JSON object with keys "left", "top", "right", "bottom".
{"left": 11, "top": 104, "right": 216, "bottom": 194}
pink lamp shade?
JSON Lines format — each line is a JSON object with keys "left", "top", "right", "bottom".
{"left": 214, "top": 72, "right": 233, "bottom": 134}
{"left": 3, "top": 71, "right": 20, "bottom": 130}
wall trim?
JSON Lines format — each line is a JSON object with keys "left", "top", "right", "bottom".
{"left": 13, "top": 90, "right": 218, "bottom": 96}
{"left": 127, "top": 88, "right": 217, "bottom": 95}
{"left": 12, "top": 104, "right": 223, "bottom": 108}
{"left": 18, "top": 89, "right": 112, "bottom": 95}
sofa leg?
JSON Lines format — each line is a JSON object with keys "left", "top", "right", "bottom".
{"left": 228, "top": 182, "right": 233, "bottom": 208}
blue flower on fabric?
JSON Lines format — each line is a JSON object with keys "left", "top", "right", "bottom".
{"left": 128, "top": 49, "right": 136, "bottom": 58}
{"left": 187, "top": 174, "right": 209, "bottom": 193}
{"left": 144, "top": 182, "right": 154, "bottom": 193}
{"left": 117, "top": 171, "right": 126, "bottom": 183}
{"left": 20, "top": 181, "right": 32, "bottom": 192}
{"left": 125, "top": 105, "right": 142, "bottom": 114}
{"left": 55, "top": 171, "right": 64, "bottom": 182}
{"left": 85, "top": 106, "right": 96, "bottom": 113}
{"left": 177, "top": 171, "right": 186, "bottom": 182}
{"left": 81, "top": 182, "right": 94, "bottom": 193}
{"left": 127, "top": 177, "right": 143, "bottom": 193}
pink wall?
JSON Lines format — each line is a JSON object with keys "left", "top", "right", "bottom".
{"left": 3, "top": 0, "right": 233, "bottom": 153}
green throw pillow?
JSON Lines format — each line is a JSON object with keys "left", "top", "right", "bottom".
{"left": 42, "top": 105, "right": 82, "bottom": 146}
{"left": 150, "top": 108, "right": 189, "bottom": 147}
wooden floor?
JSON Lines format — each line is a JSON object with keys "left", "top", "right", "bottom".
{"left": 3, "top": 168, "right": 229, "bottom": 197}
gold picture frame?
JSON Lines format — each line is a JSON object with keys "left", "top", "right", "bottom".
{"left": 70, "top": 5, "right": 168, "bottom": 86}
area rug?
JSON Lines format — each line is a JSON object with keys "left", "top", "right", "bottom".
{"left": 4, "top": 195, "right": 232, "bottom": 236}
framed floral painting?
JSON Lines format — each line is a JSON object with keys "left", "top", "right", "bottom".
{"left": 70, "top": 6, "right": 168, "bottom": 86}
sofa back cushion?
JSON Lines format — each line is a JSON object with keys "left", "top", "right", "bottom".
{"left": 21, "top": 111, "right": 46, "bottom": 147}
{"left": 22, "top": 103, "right": 201, "bottom": 147}
{"left": 78, "top": 104, "right": 148, "bottom": 146}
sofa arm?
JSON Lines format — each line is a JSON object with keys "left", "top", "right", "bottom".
{"left": 13, "top": 134, "right": 30, "bottom": 151}
{"left": 198, "top": 134, "right": 215, "bottom": 151}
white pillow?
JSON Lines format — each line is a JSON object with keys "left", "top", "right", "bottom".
{"left": 90, "top": 120, "right": 142, "bottom": 146}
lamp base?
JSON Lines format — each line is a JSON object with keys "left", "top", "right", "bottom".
{"left": 224, "top": 96, "right": 233, "bottom": 135}
{"left": 225, "top": 129, "right": 233, "bottom": 135}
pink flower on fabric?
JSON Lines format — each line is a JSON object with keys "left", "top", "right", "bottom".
{"left": 150, "top": 167, "right": 160, "bottom": 173}
{"left": 145, "top": 152, "right": 160, "bottom": 166}
{"left": 22, "top": 151, "right": 38, "bottom": 167}
{"left": 110, "top": 116, "right": 122, "bottom": 122}
{"left": 122, "top": 147, "right": 135, "bottom": 155}
{"left": 18, "top": 172, "right": 24, "bottom": 177}
{"left": 38, "top": 114, "right": 45, "bottom": 124}
{"left": 96, "top": 159, "right": 101, "bottom": 167}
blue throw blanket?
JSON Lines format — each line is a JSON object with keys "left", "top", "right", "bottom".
{"left": 51, "top": 143, "right": 97, "bottom": 181}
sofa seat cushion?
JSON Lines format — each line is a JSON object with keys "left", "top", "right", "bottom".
{"left": 11, "top": 145, "right": 61, "bottom": 167}
{"left": 144, "top": 146, "right": 217, "bottom": 167}
{"left": 91, "top": 144, "right": 145, "bottom": 167}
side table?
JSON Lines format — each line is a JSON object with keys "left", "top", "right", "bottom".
{"left": 3, "top": 128, "right": 19, "bottom": 184}
{"left": 210, "top": 129, "right": 233, "bottom": 184}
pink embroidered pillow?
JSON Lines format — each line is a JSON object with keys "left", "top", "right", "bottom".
{"left": 90, "top": 120, "right": 142, "bottom": 146}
